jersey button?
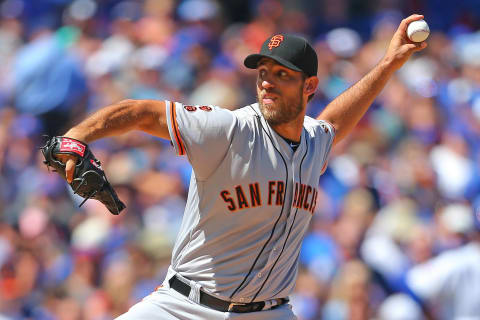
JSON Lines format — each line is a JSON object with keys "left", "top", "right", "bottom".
{"left": 273, "top": 247, "right": 277, "bottom": 251}
{"left": 258, "top": 272, "right": 262, "bottom": 278}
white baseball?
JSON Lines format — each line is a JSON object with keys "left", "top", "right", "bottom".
{"left": 406, "top": 19, "right": 430, "bottom": 42}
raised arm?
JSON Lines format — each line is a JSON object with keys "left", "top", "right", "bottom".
{"left": 59, "top": 99, "right": 170, "bottom": 182}
{"left": 318, "top": 14, "right": 427, "bottom": 145}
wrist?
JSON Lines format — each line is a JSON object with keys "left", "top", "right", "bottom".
{"left": 63, "top": 128, "right": 90, "bottom": 144}
{"left": 378, "top": 55, "right": 399, "bottom": 74}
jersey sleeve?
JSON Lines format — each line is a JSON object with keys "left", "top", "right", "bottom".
{"left": 314, "top": 119, "right": 336, "bottom": 174}
{"left": 165, "top": 100, "right": 237, "bottom": 180}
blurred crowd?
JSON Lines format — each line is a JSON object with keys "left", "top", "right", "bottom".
{"left": 0, "top": 0, "right": 480, "bottom": 319}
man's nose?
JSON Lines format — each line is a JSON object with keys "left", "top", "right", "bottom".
{"left": 261, "top": 80, "right": 274, "bottom": 89}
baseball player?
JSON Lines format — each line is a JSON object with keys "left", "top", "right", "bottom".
{"left": 55, "top": 14, "right": 426, "bottom": 320}
{"left": 405, "top": 204, "right": 480, "bottom": 319}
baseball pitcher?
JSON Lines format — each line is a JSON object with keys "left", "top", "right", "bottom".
{"left": 44, "top": 14, "right": 426, "bottom": 320}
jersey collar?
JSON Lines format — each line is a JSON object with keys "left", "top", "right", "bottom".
{"left": 251, "top": 103, "right": 307, "bottom": 159}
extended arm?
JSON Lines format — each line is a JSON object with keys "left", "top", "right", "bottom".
{"left": 59, "top": 99, "right": 170, "bottom": 182}
{"left": 65, "top": 99, "right": 170, "bottom": 142}
{"left": 318, "top": 14, "right": 427, "bottom": 145}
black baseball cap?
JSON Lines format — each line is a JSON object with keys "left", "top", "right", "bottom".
{"left": 244, "top": 34, "right": 318, "bottom": 77}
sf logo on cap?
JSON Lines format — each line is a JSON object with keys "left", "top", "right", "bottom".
{"left": 268, "top": 34, "right": 284, "bottom": 50}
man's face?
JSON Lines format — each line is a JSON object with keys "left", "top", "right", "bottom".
{"left": 256, "top": 58, "right": 306, "bottom": 126}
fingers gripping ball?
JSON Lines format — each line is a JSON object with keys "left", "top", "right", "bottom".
{"left": 407, "top": 19, "right": 430, "bottom": 42}
{"left": 40, "top": 136, "right": 126, "bottom": 215}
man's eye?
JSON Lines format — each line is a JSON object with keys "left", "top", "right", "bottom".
{"left": 279, "top": 71, "right": 288, "bottom": 78}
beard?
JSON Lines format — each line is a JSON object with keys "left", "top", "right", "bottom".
{"left": 258, "top": 85, "right": 305, "bottom": 126}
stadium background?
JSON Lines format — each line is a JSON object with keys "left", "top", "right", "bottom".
{"left": 0, "top": 0, "right": 479, "bottom": 319}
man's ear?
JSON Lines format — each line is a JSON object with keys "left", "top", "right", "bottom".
{"left": 304, "top": 76, "right": 319, "bottom": 95}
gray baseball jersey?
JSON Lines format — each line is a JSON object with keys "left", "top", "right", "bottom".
{"left": 164, "top": 100, "right": 335, "bottom": 304}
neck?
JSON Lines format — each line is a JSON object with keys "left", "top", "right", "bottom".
{"left": 269, "top": 113, "right": 305, "bottom": 142}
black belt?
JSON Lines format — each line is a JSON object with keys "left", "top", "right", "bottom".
{"left": 168, "top": 275, "right": 288, "bottom": 313}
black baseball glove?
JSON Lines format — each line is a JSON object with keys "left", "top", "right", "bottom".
{"left": 40, "top": 136, "right": 126, "bottom": 215}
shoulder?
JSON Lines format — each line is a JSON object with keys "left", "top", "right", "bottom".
{"left": 303, "top": 115, "right": 336, "bottom": 137}
{"left": 228, "top": 104, "right": 261, "bottom": 130}
{"left": 177, "top": 103, "right": 258, "bottom": 120}
{"left": 172, "top": 102, "right": 235, "bottom": 122}
{"left": 232, "top": 104, "right": 260, "bottom": 120}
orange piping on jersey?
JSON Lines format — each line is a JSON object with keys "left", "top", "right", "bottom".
{"left": 170, "top": 101, "right": 186, "bottom": 155}
{"left": 320, "top": 161, "right": 328, "bottom": 174}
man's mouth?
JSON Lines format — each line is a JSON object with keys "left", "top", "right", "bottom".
{"left": 262, "top": 98, "right": 275, "bottom": 104}
{"left": 262, "top": 93, "right": 278, "bottom": 105}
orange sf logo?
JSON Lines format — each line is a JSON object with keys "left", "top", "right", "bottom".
{"left": 268, "top": 35, "right": 284, "bottom": 50}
